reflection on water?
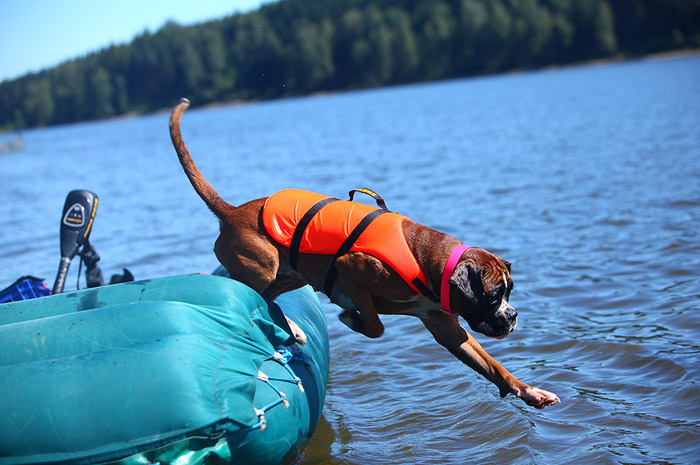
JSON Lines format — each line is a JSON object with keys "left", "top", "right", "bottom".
{"left": 2, "top": 55, "right": 699, "bottom": 464}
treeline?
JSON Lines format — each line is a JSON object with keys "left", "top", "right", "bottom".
{"left": 2, "top": 0, "right": 699, "bottom": 129}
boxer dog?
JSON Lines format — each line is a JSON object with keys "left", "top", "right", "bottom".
{"left": 169, "top": 99, "right": 559, "bottom": 409}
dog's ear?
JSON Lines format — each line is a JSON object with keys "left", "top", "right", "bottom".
{"left": 501, "top": 259, "right": 511, "bottom": 273}
{"left": 449, "top": 262, "right": 484, "bottom": 302}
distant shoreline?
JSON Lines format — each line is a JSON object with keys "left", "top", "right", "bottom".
{"left": 168, "top": 47, "right": 700, "bottom": 114}
{"left": 542, "top": 47, "right": 700, "bottom": 72}
{"left": 5, "top": 47, "right": 699, "bottom": 134}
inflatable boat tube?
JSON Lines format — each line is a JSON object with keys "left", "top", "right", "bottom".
{"left": 0, "top": 274, "right": 329, "bottom": 465}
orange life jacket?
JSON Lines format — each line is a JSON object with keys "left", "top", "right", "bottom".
{"left": 262, "top": 189, "right": 434, "bottom": 298}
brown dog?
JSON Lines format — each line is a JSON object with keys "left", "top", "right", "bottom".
{"left": 169, "top": 99, "right": 559, "bottom": 409}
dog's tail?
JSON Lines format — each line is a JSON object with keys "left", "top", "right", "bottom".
{"left": 169, "top": 98, "right": 234, "bottom": 219}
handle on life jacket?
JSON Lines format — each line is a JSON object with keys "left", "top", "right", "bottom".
{"left": 348, "top": 188, "right": 389, "bottom": 211}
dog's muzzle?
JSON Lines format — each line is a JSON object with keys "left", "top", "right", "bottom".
{"left": 474, "top": 301, "right": 518, "bottom": 339}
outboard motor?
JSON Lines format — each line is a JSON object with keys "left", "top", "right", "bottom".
{"left": 1, "top": 190, "right": 133, "bottom": 302}
{"left": 52, "top": 190, "right": 99, "bottom": 294}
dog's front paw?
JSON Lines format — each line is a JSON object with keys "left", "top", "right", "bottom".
{"left": 514, "top": 385, "right": 560, "bottom": 409}
{"left": 285, "top": 316, "right": 307, "bottom": 345}
{"left": 338, "top": 309, "right": 365, "bottom": 334}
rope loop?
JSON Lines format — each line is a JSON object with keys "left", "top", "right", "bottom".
{"left": 253, "top": 408, "right": 267, "bottom": 431}
{"left": 244, "top": 347, "right": 311, "bottom": 432}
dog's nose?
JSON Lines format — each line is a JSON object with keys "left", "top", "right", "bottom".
{"left": 501, "top": 302, "right": 517, "bottom": 319}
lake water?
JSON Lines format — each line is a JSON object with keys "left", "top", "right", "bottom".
{"left": 2, "top": 55, "right": 699, "bottom": 464}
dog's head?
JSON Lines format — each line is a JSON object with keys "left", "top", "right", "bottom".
{"left": 448, "top": 249, "right": 516, "bottom": 338}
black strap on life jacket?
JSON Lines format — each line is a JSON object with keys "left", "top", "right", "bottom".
{"left": 289, "top": 189, "right": 389, "bottom": 272}
{"left": 288, "top": 188, "right": 432, "bottom": 300}
{"left": 323, "top": 208, "right": 388, "bottom": 296}
{"left": 288, "top": 197, "right": 339, "bottom": 271}
{"left": 411, "top": 278, "right": 439, "bottom": 302}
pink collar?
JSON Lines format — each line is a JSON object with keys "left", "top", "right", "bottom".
{"left": 440, "top": 244, "right": 471, "bottom": 315}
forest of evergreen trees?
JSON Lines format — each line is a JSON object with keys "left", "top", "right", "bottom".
{"left": 1, "top": 0, "right": 699, "bottom": 130}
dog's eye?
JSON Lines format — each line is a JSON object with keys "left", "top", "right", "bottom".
{"left": 491, "top": 287, "right": 504, "bottom": 300}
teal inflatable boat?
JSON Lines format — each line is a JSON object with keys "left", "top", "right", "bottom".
{"left": 0, "top": 274, "right": 329, "bottom": 465}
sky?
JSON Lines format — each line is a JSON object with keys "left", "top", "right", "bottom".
{"left": 0, "top": 0, "right": 273, "bottom": 83}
